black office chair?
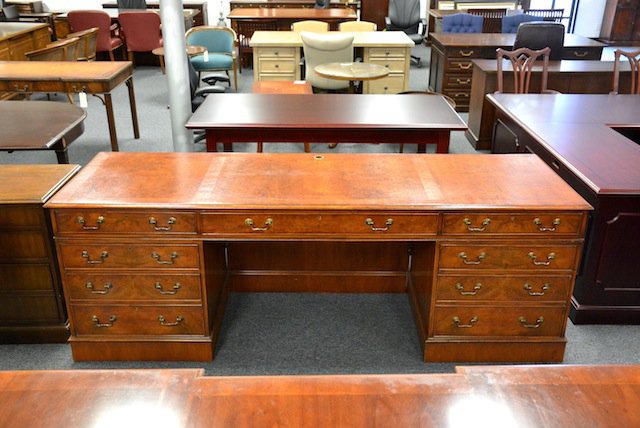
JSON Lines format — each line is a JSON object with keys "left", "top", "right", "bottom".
{"left": 314, "top": 0, "right": 330, "bottom": 8}
{"left": 188, "top": 58, "right": 225, "bottom": 143}
{"left": 117, "top": 0, "right": 147, "bottom": 10}
{"left": 513, "top": 22, "right": 565, "bottom": 61}
{"left": 385, "top": 0, "right": 427, "bottom": 67}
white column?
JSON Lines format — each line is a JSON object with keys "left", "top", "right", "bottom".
{"left": 159, "top": 0, "right": 194, "bottom": 151}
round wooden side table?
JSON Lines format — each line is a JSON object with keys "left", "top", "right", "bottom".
{"left": 314, "top": 62, "right": 390, "bottom": 94}
{"left": 152, "top": 45, "right": 207, "bottom": 74}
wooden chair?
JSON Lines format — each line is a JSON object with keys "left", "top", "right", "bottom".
{"left": 26, "top": 37, "right": 80, "bottom": 61}
{"left": 467, "top": 8, "right": 507, "bottom": 33}
{"left": 118, "top": 10, "right": 162, "bottom": 65}
{"left": 67, "top": 10, "right": 123, "bottom": 61}
{"left": 66, "top": 27, "right": 99, "bottom": 61}
{"left": 235, "top": 19, "right": 278, "bottom": 72}
{"left": 338, "top": 21, "right": 377, "bottom": 31}
{"left": 397, "top": 91, "right": 456, "bottom": 153}
{"left": 496, "top": 47, "right": 557, "bottom": 94}
{"left": 291, "top": 20, "right": 329, "bottom": 32}
{"left": 611, "top": 49, "right": 640, "bottom": 95}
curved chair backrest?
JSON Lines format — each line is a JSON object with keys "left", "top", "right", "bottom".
{"left": 496, "top": 47, "right": 551, "bottom": 94}
{"left": 442, "top": 13, "right": 484, "bottom": 33}
{"left": 387, "top": 0, "right": 420, "bottom": 32}
{"left": 339, "top": 21, "right": 377, "bottom": 31}
{"left": 67, "top": 27, "right": 99, "bottom": 61}
{"left": 501, "top": 13, "right": 543, "bottom": 33}
{"left": 67, "top": 10, "right": 114, "bottom": 53}
{"left": 119, "top": 11, "right": 162, "bottom": 52}
{"left": 26, "top": 37, "right": 80, "bottom": 61}
{"left": 513, "top": 21, "right": 564, "bottom": 61}
{"left": 611, "top": 49, "right": 640, "bottom": 94}
{"left": 291, "top": 20, "right": 329, "bottom": 32}
{"left": 301, "top": 31, "right": 353, "bottom": 90}
{"left": 117, "top": 0, "right": 147, "bottom": 9}
{"left": 185, "top": 26, "right": 236, "bottom": 54}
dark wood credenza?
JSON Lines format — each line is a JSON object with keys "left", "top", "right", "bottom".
{"left": 101, "top": 1, "right": 208, "bottom": 26}
{"left": 489, "top": 94, "right": 640, "bottom": 324}
{"left": 45, "top": 152, "right": 590, "bottom": 362}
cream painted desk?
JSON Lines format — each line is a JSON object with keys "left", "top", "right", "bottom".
{"left": 250, "top": 31, "right": 413, "bottom": 94}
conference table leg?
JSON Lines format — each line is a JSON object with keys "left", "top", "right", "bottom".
{"left": 435, "top": 131, "right": 451, "bottom": 154}
{"left": 104, "top": 93, "right": 119, "bottom": 152}
{"left": 126, "top": 78, "right": 141, "bottom": 139}
{"left": 55, "top": 149, "right": 69, "bottom": 164}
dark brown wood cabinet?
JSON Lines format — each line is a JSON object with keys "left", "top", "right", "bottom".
{"left": 600, "top": 0, "right": 640, "bottom": 43}
{"left": 361, "top": 0, "right": 389, "bottom": 30}
{"left": 0, "top": 164, "right": 79, "bottom": 343}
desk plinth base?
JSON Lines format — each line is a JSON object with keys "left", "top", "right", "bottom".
{"left": 422, "top": 339, "right": 566, "bottom": 363}
{"left": 69, "top": 337, "right": 215, "bottom": 362}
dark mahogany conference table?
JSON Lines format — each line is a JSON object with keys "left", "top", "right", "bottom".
{"left": 186, "top": 93, "right": 467, "bottom": 153}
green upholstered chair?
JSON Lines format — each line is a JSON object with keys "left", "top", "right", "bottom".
{"left": 185, "top": 26, "right": 238, "bottom": 90}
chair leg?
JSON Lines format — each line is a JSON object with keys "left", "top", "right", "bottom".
{"left": 232, "top": 62, "right": 238, "bottom": 91}
{"left": 257, "top": 142, "right": 263, "bottom": 153}
{"left": 159, "top": 55, "right": 165, "bottom": 74}
{"left": 66, "top": 93, "right": 74, "bottom": 104}
{"left": 128, "top": 50, "right": 134, "bottom": 66}
{"left": 109, "top": 50, "right": 115, "bottom": 61}
{"left": 304, "top": 143, "right": 311, "bottom": 153}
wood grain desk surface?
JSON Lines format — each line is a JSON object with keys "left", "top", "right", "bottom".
{"left": 1, "top": 365, "right": 639, "bottom": 427}
{"left": 0, "top": 60, "right": 132, "bottom": 86}
{"left": 0, "top": 164, "right": 79, "bottom": 204}
{"left": 0, "top": 22, "right": 48, "bottom": 39}
{"left": 250, "top": 30, "right": 414, "bottom": 46}
{"left": 473, "top": 58, "right": 629, "bottom": 73}
{"left": 430, "top": 32, "right": 605, "bottom": 49}
{"left": 45, "top": 152, "right": 589, "bottom": 211}
{"left": 487, "top": 94, "right": 640, "bottom": 194}
{"left": 227, "top": 7, "right": 356, "bottom": 19}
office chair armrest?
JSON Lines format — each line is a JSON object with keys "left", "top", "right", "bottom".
{"left": 194, "top": 86, "right": 226, "bottom": 98}
{"left": 419, "top": 18, "right": 428, "bottom": 36}
{"left": 385, "top": 16, "right": 392, "bottom": 29}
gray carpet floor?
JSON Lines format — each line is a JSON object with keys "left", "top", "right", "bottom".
{"left": 1, "top": 44, "right": 638, "bottom": 374}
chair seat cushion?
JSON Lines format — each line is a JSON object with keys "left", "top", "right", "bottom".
{"left": 109, "top": 37, "right": 123, "bottom": 49}
{"left": 191, "top": 53, "right": 233, "bottom": 71}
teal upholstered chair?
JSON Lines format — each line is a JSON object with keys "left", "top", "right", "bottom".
{"left": 185, "top": 26, "right": 238, "bottom": 90}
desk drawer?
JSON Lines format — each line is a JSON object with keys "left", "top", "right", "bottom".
{"left": 445, "top": 75, "right": 472, "bottom": 89}
{"left": 201, "top": 212, "right": 438, "bottom": 237}
{"left": 442, "top": 90, "right": 470, "bottom": 107}
{"left": 562, "top": 49, "right": 601, "bottom": 60}
{"left": 258, "top": 58, "right": 297, "bottom": 74}
{"left": 53, "top": 210, "right": 197, "bottom": 235}
{"left": 72, "top": 304, "right": 206, "bottom": 336}
{"left": 58, "top": 243, "right": 200, "bottom": 270}
{"left": 0, "top": 231, "right": 48, "bottom": 259}
{"left": 258, "top": 47, "right": 296, "bottom": 58}
{"left": 438, "top": 243, "right": 580, "bottom": 271}
{"left": 366, "top": 75, "right": 406, "bottom": 94}
{"left": 432, "top": 305, "right": 566, "bottom": 337}
{"left": 442, "top": 213, "right": 584, "bottom": 236}
{"left": 366, "top": 57, "right": 406, "bottom": 73}
{"left": 367, "top": 47, "right": 406, "bottom": 58}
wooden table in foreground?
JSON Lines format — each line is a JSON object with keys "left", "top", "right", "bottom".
{"left": 186, "top": 93, "right": 467, "bottom": 153}
{"left": 228, "top": 7, "right": 356, "bottom": 31}
{"left": 467, "top": 59, "right": 633, "bottom": 150}
{"left": 0, "top": 100, "right": 86, "bottom": 163}
{"left": 0, "top": 61, "right": 139, "bottom": 152}
{"left": 488, "top": 94, "right": 640, "bottom": 324}
{"left": 45, "top": 152, "right": 589, "bottom": 362}
{"left": 2, "top": 365, "right": 640, "bottom": 426}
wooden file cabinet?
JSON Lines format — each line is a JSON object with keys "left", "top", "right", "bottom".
{"left": 0, "top": 164, "right": 79, "bottom": 343}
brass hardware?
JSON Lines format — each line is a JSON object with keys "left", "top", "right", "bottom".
{"left": 458, "top": 251, "right": 486, "bottom": 265}
{"left": 158, "top": 315, "right": 184, "bottom": 326}
{"left": 274, "top": 64, "right": 279, "bottom": 68}
{"left": 151, "top": 251, "right": 178, "bottom": 265}
{"left": 463, "top": 217, "right": 491, "bottom": 232}
{"left": 533, "top": 217, "right": 561, "bottom": 232}
{"left": 453, "top": 92, "right": 470, "bottom": 97}
{"left": 82, "top": 250, "right": 108, "bottom": 264}
{"left": 14, "top": 84, "right": 29, "bottom": 92}
{"left": 314, "top": 155, "right": 324, "bottom": 160}
{"left": 245, "top": 217, "right": 273, "bottom": 231}
{"left": 77, "top": 215, "right": 104, "bottom": 230}
{"left": 455, "top": 282, "right": 482, "bottom": 296}
{"left": 92, "top": 315, "right": 116, "bottom": 327}
{"left": 519, "top": 316, "right": 544, "bottom": 328}
{"left": 452, "top": 316, "right": 478, "bottom": 328}
{"left": 455, "top": 78, "right": 471, "bottom": 84}
{"left": 86, "top": 281, "right": 112, "bottom": 295}
{"left": 148, "top": 216, "right": 177, "bottom": 231}
{"left": 458, "top": 63, "right": 473, "bottom": 70}
{"left": 459, "top": 50, "right": 474, "bottom": 57}
{"left": 573, "top": 51, "right": 588, "bottom": 57}
{"left": 528, "top": 251, "right": 556, "bottom": 266}
{"left": 70, "top": 84, "right": 87, "bottom": 93}
{"left": 154, "top": 282, "right": 182, "bottom": 295}
{"left": 523, "top": 283, "right": 550, "bottom": 296}
{"left": 365, "top": 218, "right": 393, "bottom": 231}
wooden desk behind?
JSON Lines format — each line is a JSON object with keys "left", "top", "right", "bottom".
{"left": 102, "top": 0, "right": 209, "bottom": 26}
{"left": 0, "top": 22, "right": 50, "bottom": 61}
{"left": 250, "top": 30, "right": 413, "bottom": 93}
{"left": 488, "top": 94, "right": 640, "bottom": 324}
{"left": 228, "top": 7, "right": 356, "bottom": 31}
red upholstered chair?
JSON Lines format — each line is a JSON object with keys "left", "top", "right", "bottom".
{"left": 67, "top": 10, "right": 123, "bottom": 61}
{"left": 118, "top": 11, "right": 162, "bottom": 64}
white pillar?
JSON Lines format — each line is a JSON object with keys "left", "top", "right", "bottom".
{"left": 159, "top": 0, "right": 193, "bottom": 151}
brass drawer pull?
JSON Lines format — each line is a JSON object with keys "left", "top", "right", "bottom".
{"left": 14, "top": 84, "right": 29, "bottom": 92}
{"left": 455, "top": 78, "right": 471, "bottom": 84}
{"left": 523, "top": 283, "right": 550, "bottom": 296}
{"left": 148, "top": 216, "right": 176, "bottom": 231}
{"left": 92, "top": 315, "right": 116, "bottom": 328}
{"left": 453, "top": 92, "right": 470, "bottom": 98}
{"left": 365, "top": 218, "right": 393, "bottom": 231}
{"left": 458, "top": 251, "right": 486, "bottom": 265}
{"left": 151, "top": 251, "right": 178, "bottom": 265}
{"left": 519, "top": 316, "right": 544, "bottom": 328}
{"left": 455, "top": 282, "right": 482, "bottom": 296}
{"left": 534, "top": 217, "right": 560, "bottom": 232}
{"left": 158, "top": 315, "right": 184, "bottom": 326}
{"left": 154, "top": 282, "right": 182, "bottom": 295}
{"left": 459, "top": 50, "right": 474, "bottom": 57}
{"left": 528, "top": 251, "right": 556, "bottom": 266}
{"left": 452, "top": 316, "right": 478, "bottom": 328}
{"left": 457, "top": 63, "right": 473, "bottom": 70}
{"left": 77, "top": 215, "right": 104, "bottom": 230}
{"left": 82, "top": 250, "right": 109, "bottom": 264}
{"left": 86, "top": 281, "right": 112, "bottom": 295}
{"left": 245, "top": 218, "right": 273, "bottom": 231}
{"left": 463, "top": 217, "right": 491, "bottom": 232}
{"left": 573, "top": 51, "right": 588, "bottom": 57}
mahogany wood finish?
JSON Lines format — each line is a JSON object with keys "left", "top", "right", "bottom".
{"left": 228, "top": 7, "right": 357, "bottom": 32}
{"left": 0, "top": 101, "right": 86, "bottom": 163}
{"left": 0, "top": 22, "right": 50, "bottom": 62}
{"left": 361, "top": 0, "right": 389, "bottom": 31}
{"left": 612, "top": 48, "right": 640, "bottom": 94}
{"left": 102, "top": 0, "right": 209, "bottom": 26}
{"left": 0, "top": 164, "right": 79, "bottom": 343}
{"left": 428, "top": 33, "right": 604, "bottom": 111}
{"left": 488, "top": 94, "right": 640, "bottom": 324}
{"left": 230, "top": 0, "right": 359, "bottom": 10}
{"left": 600, "top": 0, "right": 640, "bottom": 43}
{"left": 186, "top": 93, "right": 467, "bottom": 153}
{"left": 0, "top": 61, "right": 139, "bottom": 152}
{"left": 467, "top": 59, "right": 634, "bottom": 150}
{"left": 45, "top": 152, "right": 589, "bottom": 362}
{"left": 495, "top": 47, "right": 552, "bottom": 94}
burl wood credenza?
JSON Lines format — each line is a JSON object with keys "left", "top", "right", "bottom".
{"left": 45, "top": 152, "right": 590, "bottom": 362}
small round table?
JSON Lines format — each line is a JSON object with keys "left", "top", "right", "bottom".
{"left": 314, "top": 62, "right": 390, "bottom": 94}
{"left": 152, "top": 45, "right": 207, "bottom": 74}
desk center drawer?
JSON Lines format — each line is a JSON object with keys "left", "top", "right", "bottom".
{"left": 58, "top": 243, "right": 201, "bottom": 269}
{"left": 258, "top": 58, "right": 297, "bottom": 73}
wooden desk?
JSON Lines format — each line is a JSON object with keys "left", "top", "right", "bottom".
{"left": 0, "top": 22, "right": 50, "bottom": 61}
{"left": 186, "top": 93, "right": 467, "bottom": 153}
{"left": 2, "top": 365, "right": 640, "bottom": 426}
{"left": 0, "top": 164, "right": 79, "bottom": 343}
{"left": 228, "top": 7, "right": 356, "bottom": 31}
{"left": 250, "top": 30, "right": 413, "bottom": 93}
{"left": 488, "top": 94, "right": 640, "bottom": 324}
{"left": 0, "top": 61, "right": 139, "bottom": 152}
{"left": 428, "top": 33, "right": 605, "bottom": 111}
{"left": 0, "top": 101, "right": 86, "bottom": 163}
{"left": 467, "top": 59, "right": 633, "bottom": 150}
{"left": 102, "top": 0, "right": 209, "bottom": 26}
{"left": 45, "top": 152, "right": 589, "bottom": 362}
{"left": 230, "top": 0, "right": 359, "bottom": 11}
